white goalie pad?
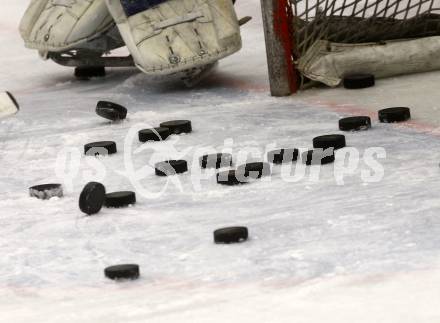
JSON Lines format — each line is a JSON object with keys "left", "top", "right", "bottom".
{"left": 298, "top": 36, "right": 440, "bottom": 87}
{"left": 19, "top": 0, "right": 115, "bottom": 52}
{"left": 105, "top": 0, "right": 242, "bottom": 75}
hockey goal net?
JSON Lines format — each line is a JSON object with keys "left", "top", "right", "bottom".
{"left": 261, "top": 0, "right": 440, "bottom": 95}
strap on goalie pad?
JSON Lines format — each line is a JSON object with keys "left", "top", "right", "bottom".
{"left": 105, "top": 0, "right": 242, "bottom": 75}
{"left": 19, "top": 0, "right": 116, "bottom": 52}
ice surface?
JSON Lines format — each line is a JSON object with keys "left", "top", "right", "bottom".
{"left": 1, "top": 1, "right": 440, "bottom": 322}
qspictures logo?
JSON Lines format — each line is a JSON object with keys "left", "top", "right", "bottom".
{"left": 55, "top": 124, "right": 387, "bottom": 199}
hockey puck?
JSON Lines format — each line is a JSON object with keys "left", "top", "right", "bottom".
{"left": 104, "top": 191, "right": 136, "bottom": 208}
{"left": 216, "top": 170, "right": 248, "bottom": 186}
{"left": 199, "top": 153, "right": 233, "bottom": 169}
{"left": 138, "top": 127, "right": 170, "bottom": 142}
{"left": 79, "top": 182, "right": 106, "bottom": 215}
{"left": 302, "top": 149, "right": 335, "bottom": 165}
{"left": 104, "top": 264, "right": 140, "bottom": 280}
{"left": 214, "top": 227, "right": 248, "bottom": 244}
{"left": 313, "top": 134, "right": 346, "bottom": 150}
{"left": 155, "top": 160, "right": 188, "bottom": 176}
{"left": 378, "top": 107, "right": 411, "bottom": 123}
{"left": 159, "top": 120, "right": 192, "bottom": 134}
{"left": 84, "top": 141, "right": 117, "bottom": 156}
{"left": 343, "top": 73, "right": 375, "bottom": 89}
{"left": 29, "top": 183, "right": 63, "bottom": 200}
{"left": 74, "top": 66, "right": 106, "bottom": 80}
{"left": 236, "top": 162, "right": 271, "bottom": 179}
{"left": 96, "top": 101, "right": 127, "bottom": 121}
{"left": 339, "top": 116, "right": 371, "bottom": 131}
{"left": 267, "top": 149, "right": 299, "bottom": 164}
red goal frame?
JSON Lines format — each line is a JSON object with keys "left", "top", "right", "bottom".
{"left": 261, "top": 0, "right": 298, "bottom": 96}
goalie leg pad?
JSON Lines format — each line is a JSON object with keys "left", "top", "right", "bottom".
{"left": 19, "top": 0, "right": 115, "bottom": 52}
{"left": 105, "top": 0, "right": 242, "bottom": 75}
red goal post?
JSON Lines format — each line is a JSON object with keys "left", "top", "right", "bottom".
{"left": 261, "top": 0, "right": 298, "bottom": 96}
{"left": 261, "top": 0, "right": 440, "bottom": 96}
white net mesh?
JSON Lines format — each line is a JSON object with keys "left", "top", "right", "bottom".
{"left": 290, "top": 0, "right": 440, "bottom": 67}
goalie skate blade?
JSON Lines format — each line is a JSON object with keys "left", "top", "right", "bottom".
{"left": 79, "top": 182, "right": 106, "bottom": 215}
{"left": 339, "top": 116, "right": 372, "bottom": 131}
{"left": 267, "top": 149, "right": 299, "bottom": 164}
{"left": 159, "top": 120, "right": 192, "bottom": 134}
{"left": 104, "top": 264, "right": 140, "bottom": 281}
{"left": 29, "top": 184, "right": 63, "bottom": 200}
{"left": 214, "top": 227, "right": 248, "bottom": 244}
{"left": 238, "top": 16, "right": 252, "bottom": 26}
{"left": 96, "top": 101, "right": 127, "bottom": 121}
{"left": 216, "top": 170, "right": 248, "bottom": 186}
{"left": 84, "top": 141, "right": 117, "bottom": 156}
{"left": 378, "top": 107, "right": 411, "bottom": 123}
{"left": 74, "top": 67, "right": 106, "bottom": 80}
{"left": 199, "top": 153, "right": 233, "bottom": 169}
{"left": 138, "top": 127, "right": 170, "bottom": 142}
{"left": 104, "top": 191, "right": 136, "bottom": 208}
{"left": 0, "top": 91, "right": 19, "bottom": 119}
{"left": 302, "top": 150, "right": 335, "bottom": 166}
{"left": 343, "top": 73, "right": 375, "bottom": 89}
{"left": 181, "top": 63, "right": 218, "bottom": 88}
{"left": 236, "top": 162, "right": 271, "bottom": 179}
{"left": 313, "top": 134, "right": 346, "bottom": 150}
{"left": 155, "top": 160, "right": 188, "bottom": 176}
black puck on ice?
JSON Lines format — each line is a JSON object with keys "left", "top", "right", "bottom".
{"left": 236, "top": 162, "right": 271, "bottom": 179}
{"left": 159, "top": 120, "right": 192, "bottom": 134}
{"left": 216, "top": 170, "right": 248, "bottom": 186}
{"left": 29, "top": 183, "right": 63, "bottom": 200}
{"left": 302, "top": 149, "right": 335, "bottom": 165}
{"left": 104, "top": 264, "right": 140, "bottom": 280}
{"left": 74, "top": 66, "right": 106, "bottom": 80}
{"left": 96, "top": 101, "right": 127, "bottom": 121}
{"left": 267, "top": 149, "right": 299, "bottom": 164}
{"left": 214, "top": 227, "right": 249, "bottom": 244}
{"left": 339, "top": 116, "right": 371, "bottom": 131}
{"left": 378, "top": 107, "right": 411, "bottom": 123}
{"left": 313, "top": 134, "right": 346, "bottom": 150}
{"left": 104, "top": 191, "right": 136, "bottom": 208}
{"left": 84, "top": 141, "right": 117, "bottom": 156}
{"left": 155, "top": 160, "right": 188, "bottom": 176}
{"left": 343, "top": 73, "right": 375, "bottom": 89}
{"left": 199, "top": 153, "right": 233, "bottom": 169}
{"left": 138, "top": 127, "right": 170, "bottom": 142}
{"left": 79, "top": 182, "right": 106, "bottom": 215}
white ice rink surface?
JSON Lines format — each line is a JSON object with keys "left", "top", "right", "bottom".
{"left": 2, "top": 1, "right": 440, "bottom": 322}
